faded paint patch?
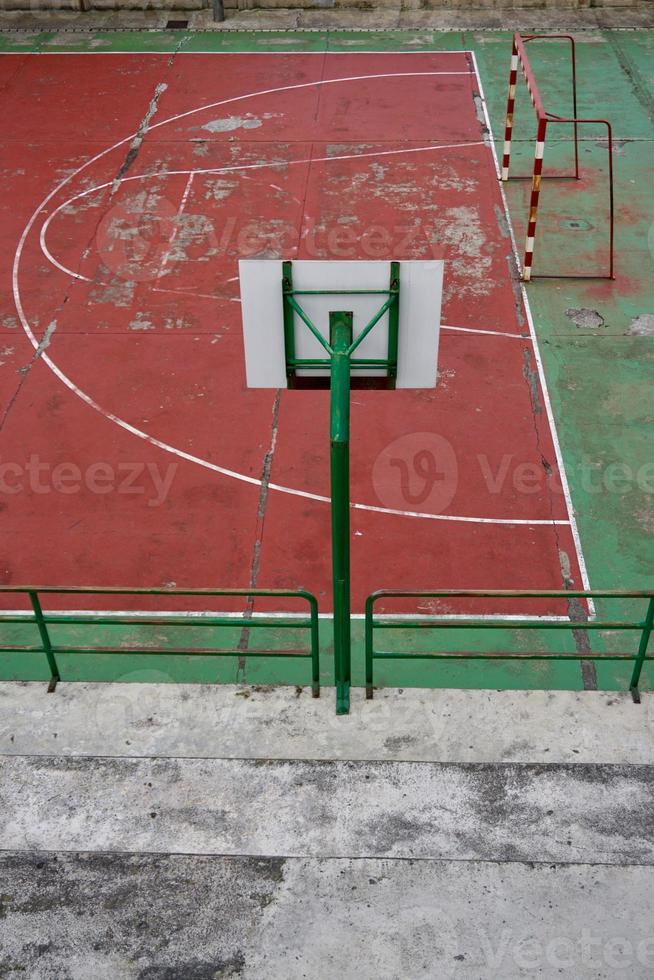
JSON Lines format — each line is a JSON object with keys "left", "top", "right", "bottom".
{"left": 326, "top": 144, "right": 376, "bottom": 158}
{"left": 206, "top": 178, "right": 239, "bottom": 202}
{"left": 566, "top": 308, "right": 605, "bottom": 330}
{"left": 89, "top": 279, "right": 136, "bottom": 309}
{"left": 428, "top": 206, "right": 492, "bottom": 300}
{"left": 128, "top": 314, "right": 155, "bottom": 332}
{"left": 628, "top": 314, "right": 654, "bottom": 337}
{"left": 493, "top": 204, "right": 510, "bottom": 240}
{"left": 163, "top": 317, "right": 191, "bottom": 331}
{"left": 201, "top": 113, "right": 279, "bottom": 134}
{"left": 164, "top": 215, "right": 219, "bottom": 267}
{"left": 522, "top": 348, "right": 542, "bottom": 416}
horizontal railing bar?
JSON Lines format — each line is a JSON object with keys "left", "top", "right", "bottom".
{"left": 369, "top": 590, "right": 652, "bottom": 600}
{"left": 373, "top": 651, "right": 642, "bottom": 662}
{"left": 372, "top": 620, "right": 644, "bottom": 631}
{"left": 0, "top": 646, "right": 45, "bottom": 654}
{"left": 28, "top": 615, "right": 312, "bottom": 629}
{"left": 0, "top": 646, "right": 312, "bottom": 658}
{"left": 0, "top": 586, "right": 317, "bottom": 599}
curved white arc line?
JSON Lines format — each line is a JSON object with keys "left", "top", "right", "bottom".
{"left": 144, "top": 72, "right": 475, "bottom": 139}
{"left": 40, "top": 141, "right": 484, "bottom": 285}
{"left": 14, "top": 338, "right": 569, "bottom": 527}
{"left": 14, "top": 73, "right": 560, "bottom": 529}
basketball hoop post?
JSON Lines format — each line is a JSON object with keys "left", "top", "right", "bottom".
{"left": 330, "top": 310, "right": 353, "bottom": 714}
{"left": 239, "top": 257, "right": 443, "bottom": 714}
{"left": 280, "top": 268, "right": 401, "bottom": 714}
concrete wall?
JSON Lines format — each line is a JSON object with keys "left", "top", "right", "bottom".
{"left": 0, "top": 0, "right": 647, "bottom": 12}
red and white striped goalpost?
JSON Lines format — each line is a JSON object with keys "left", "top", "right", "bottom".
{"left": 501, "top": 33, "right": 615, "bottom": 283}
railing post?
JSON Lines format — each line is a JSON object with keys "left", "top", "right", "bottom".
{"left": 630, "top": 597, "right": 654, "bottom": 703}
{"left": 365, "top": 594, "right": 374, "bottom": 699}
{"left": 29, "top": 591, "right": 60, "bottom": 693}
{"left": 308, "top": 594, "right": 320, "bottom": 698}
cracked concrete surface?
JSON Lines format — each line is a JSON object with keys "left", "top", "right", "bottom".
{"left": 2, "top": 685, "right": 654, "bottom": 977}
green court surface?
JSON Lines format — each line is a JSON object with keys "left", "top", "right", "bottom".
{"left": 1, "top": 27, "right": 652, "bottom": 696}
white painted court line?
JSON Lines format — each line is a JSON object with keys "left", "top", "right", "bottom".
{"left": 13, "top": 64, "right": 570, "bottom": 531}
{"left": 441, "top": 324, "right": 529, "bottom": 340}
{"left": 0, "top": 609, "right": 573, "bottom": 623}
{"left": 0, "top": 51, "right": 474, "bottom": 57}
{"left": 154, "top": 171, "right": 194, "bottom": 282}
{"left": 469, "top": 50, "right": 592, "bottom": 605}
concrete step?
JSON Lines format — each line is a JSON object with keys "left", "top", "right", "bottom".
{"left": 1, "top": 850, "right": 654, "bottom": 979}
{"left": 3, "top": 683, "right": 654, "bottom": 977}
{"left": 2, "top": 682, "right": 653, "bottom": 763}
{"left": 3, "top": 752, "right": 654, "bottom": 863}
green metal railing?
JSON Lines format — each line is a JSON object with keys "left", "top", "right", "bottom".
{"left": 0, "top": 587, "right": 320, "bottom": 697}
{"left": 365, "top": 590, "right": 654, "bottom": 702}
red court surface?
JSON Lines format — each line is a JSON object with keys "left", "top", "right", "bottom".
{"left": 0, "top": 51, "right": 589, "bottom": 616}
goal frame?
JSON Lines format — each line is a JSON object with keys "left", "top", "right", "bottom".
{"left": 501, "top": 32, "right": 615, "bottom": 283}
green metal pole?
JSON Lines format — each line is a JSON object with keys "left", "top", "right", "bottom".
{"left": 330, "top": 311, "right": 353, "bottom": 715}
{"left": 630, "top": 596, "right": 654, "bottom": 702}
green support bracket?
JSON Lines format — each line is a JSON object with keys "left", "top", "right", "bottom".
{"left": 282, "top": 260, "right": 296, "bottom": 388}
{"left": 387, "top": 261, "right": 400, "bottom": 389}
{"left": 29, "top": 590, "right": 60, "bottom": 693}
{"left": 630, "top": 596, "right": 654, "bottom": 703}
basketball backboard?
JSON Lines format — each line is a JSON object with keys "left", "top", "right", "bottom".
{"left": 239, "top": 259, "right": 444, "bottom": 389}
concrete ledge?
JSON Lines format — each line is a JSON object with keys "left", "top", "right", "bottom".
{"left": 2, "top": 851, "right": 654, "bottom": 978}
{"left": 3, "top": 753, "right": 654, "bottom": 862}
{"left": 2, "top": 682, "right": 653, "bottom": 763}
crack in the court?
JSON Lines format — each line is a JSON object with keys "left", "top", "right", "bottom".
{"left": 559, "top": 549, "right": 596, "bottom": 691}
{"left": 110, "top": 82, "right": 168, "bottom": 198}
{"left": 0, "top": 320, "right": 58, "bottom": 436}
{"left": 605, "top": 31, "right": 654, "bottom": 127}
{"left": 237, "top": 391, "right": 282, "bottom": 681}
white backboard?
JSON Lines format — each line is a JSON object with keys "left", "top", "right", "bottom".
{"left": 239, "top": 259, "right": 444, "bottom": 389}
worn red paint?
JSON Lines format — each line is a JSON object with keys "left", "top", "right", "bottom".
{"left": 1, "top": 53, "right": 586, "bottom": 615}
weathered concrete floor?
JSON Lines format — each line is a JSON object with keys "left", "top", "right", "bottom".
{"left": 2, "top": 852, "right": 654, "bottom": 979}
{"left": 2, "top": 684, "right": 654, "bottom": 977}
{"left": 4, "top": 753, "right": 654, "bottom": 863}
